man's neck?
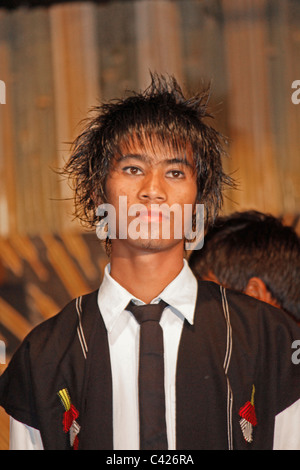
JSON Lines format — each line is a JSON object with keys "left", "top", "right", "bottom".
{"left": 109, "top": 242, "right": 185, "bottom": 304}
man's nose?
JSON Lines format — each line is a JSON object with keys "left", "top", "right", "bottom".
{"left": 137, "top": 172, "right": 167, "bottom": 203}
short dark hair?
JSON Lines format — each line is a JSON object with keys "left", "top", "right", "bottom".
{"left": 62, "top": 73, "right": 233, "bottom": 228}
{"left": 189, "top": 210, "right": 300, "bottom": 319}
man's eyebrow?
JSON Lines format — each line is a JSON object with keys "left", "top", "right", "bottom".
{"left": 163, "top": 157, "right": 194, "bottom": 169}
{"left": 115, "top": 154, "right": 194, "bottom": 169}
{"left": 115, "top": 153, "right": 148, "bottom": 163}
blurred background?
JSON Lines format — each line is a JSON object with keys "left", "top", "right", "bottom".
{"left": 0, "top": 0, "right": 300, "bottom": 449}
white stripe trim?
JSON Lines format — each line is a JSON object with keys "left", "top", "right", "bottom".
{"left": 221, "top": 286, "right": 232, "bottom": 373}
{"left": 220, "top": 286, "right": 233, "bottom": 450}
{"left": 76, "top": 296, "right": 88, "bottom": 359}
{"left": 226, "top": 377, "right": 234, "bottom": 450}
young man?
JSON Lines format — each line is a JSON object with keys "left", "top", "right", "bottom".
{"left": 1, "top": 75, "right": 300, "bottom": 450}
{"left": 188, "top": 210, "right": 300, "bottom": 321}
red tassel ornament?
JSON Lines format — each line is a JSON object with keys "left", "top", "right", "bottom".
{"left": 239, "top": 385, "right": 257, "bottom": 443}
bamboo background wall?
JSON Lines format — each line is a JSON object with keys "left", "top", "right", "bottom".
{"left": 0, "top": 0, "right": 300, "bottom": 449}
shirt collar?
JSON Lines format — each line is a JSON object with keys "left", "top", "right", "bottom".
{"left": 98, "top": 259, "right": 197, "bottom": 332}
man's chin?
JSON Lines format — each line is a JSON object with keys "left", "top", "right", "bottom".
{"left": 115, "top": 236, "right": 184, "bottom": 253}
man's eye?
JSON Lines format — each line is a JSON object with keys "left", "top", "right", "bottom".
{"left": 166, "top": 170, "right": 185, "bottom": 179}
{"left": 123, "top": 166, "right": 143, "bottom": 175}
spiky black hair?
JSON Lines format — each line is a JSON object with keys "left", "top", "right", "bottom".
{"left": 62, "top": 73, "right": 233, "bottom": 228}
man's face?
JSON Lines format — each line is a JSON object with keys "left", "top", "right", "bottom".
{"left": 104, "top": 134, "right": 198, "bottom": 254}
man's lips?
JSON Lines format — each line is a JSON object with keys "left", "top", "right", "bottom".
{"left": 137, "top": 209, "right": 169, "bottom": 223}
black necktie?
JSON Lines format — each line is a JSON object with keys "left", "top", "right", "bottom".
{"left": 127, "top": 300, "right": 168, "bottom": 450}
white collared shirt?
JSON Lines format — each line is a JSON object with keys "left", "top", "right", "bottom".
{"left": 98, "top": 259, "right": 197, "bottom": 449}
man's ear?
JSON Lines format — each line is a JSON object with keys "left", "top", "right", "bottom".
{"left": 244, "top": 277, "right": 280, "bottom": 308}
